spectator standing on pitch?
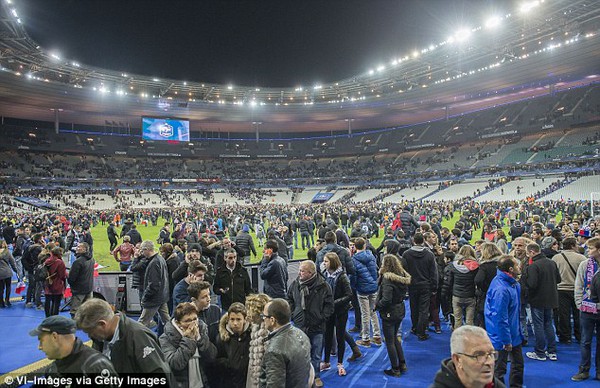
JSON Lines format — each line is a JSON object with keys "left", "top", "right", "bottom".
{"left": 524, "top": 242, "right": 561, "bottom": 361}
{"left": 352, "top": 237, "right": 382, "bottom": 347}
{"left": 112, "top": 235, "right": 135, "bottom": 271}
{"left": 213, "top": 248, "right": 251, "bottom": 311}
{"left": 485, "top": 255, "right": 524, "bottom": 387}
{"left": 259, "top": 240, "right": 288, "bottom": 299}
{"left": 402, "top": 232, "right": 438, "bottom": 340}
{"left": 107, "top": 221, "right": 118, "bottom": 252}
{"left": 75, "top": 298, "right": 172, "bottom": 380}
{"left": 260, "top": 298, "right": 312, "bottom": 388}
{"left": 138, "top": 240, "right": 171, "bottom": 329}
{"left": 67, "top": 242, "right": 94, "bottom": 318}
{"left": 287, "top": 260, "right": 333, "bottom": 387}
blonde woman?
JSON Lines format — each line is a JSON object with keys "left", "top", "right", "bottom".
{"left": 245, "top": 293, "right": 271, "bottom": 388}
{"left": 475, "top": 243, "right": 503, "bottom": 328}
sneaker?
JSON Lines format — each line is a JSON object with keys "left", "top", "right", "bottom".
{"left": 356, "top": 339, "right": 371, "bottom": 348}
{"left": 348, "top": 326, "right": 361, "bottom": 333}
{"left": 435, "top": 326, "right": 442, "bottom": 334}
{"left": 418, "top": 334, "right": 430, "bottom": 341}
{"left": 384, "top": 369, "right": 401, "bottom": 377}
{"left": 347, "top": 348, "right": 363, "bottom": 362}
{"left": 526, "top": 352, "right": 546, "bottom": 361}
{"left": 26, "top": 302, "right": 33, "bottom": 308}
{"left": 337, "top": 364, "right": 347, "bottom": 376}
{"left": 571, "top": 371, "right": 590, "bottom": 381}
{"left": 546, "top": 352, "right": 557, "bottom": 361}
{"left": 320, "top": 362, "right": 331, "bottom": 372}
{"left": 314, "top": 377, "right": 324, "bottom": 387}
{"left": 399, "top": 363, "right": 408, "bottom": 374}
{"left": 372, "top": 336, "right": 382, "bottom": 346}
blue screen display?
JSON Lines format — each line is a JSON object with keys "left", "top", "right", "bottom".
{"left": 142, "top": 117, "right": 190, "bottom": 141}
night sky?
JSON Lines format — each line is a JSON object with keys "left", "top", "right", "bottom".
{"left": 18, "top": 0, "right": 511, "bottom": 87}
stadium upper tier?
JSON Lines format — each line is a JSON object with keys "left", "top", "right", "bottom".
{"left": 0, "top": 0, "right": 599, "bottom": 134}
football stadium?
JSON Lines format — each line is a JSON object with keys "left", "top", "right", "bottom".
{"left": 1, "top": 0, "right": 600, "bottom": 387}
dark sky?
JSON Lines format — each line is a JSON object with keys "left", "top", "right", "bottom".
{"left": 18, "top": 0, "right": 511, "bottom": 87}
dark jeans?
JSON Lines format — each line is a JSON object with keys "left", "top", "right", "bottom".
{"left": 409, "top": 286, "right": 430, "bottom": 336}
{"left": 301, "top": 232, "right": 311, "bottom": 250}
{"left": 557, "top": 290, "right": 580, "bottom": 342}
{"left": 109, "top": 237, "right": 118, "bottom": 252}
{"left": 26, "top": 271, "right": 42, "bottom": 307}
{"left": 351, "top": 289, "right": 361, "bottom": 329}
{"left": 308, "top": 332, "right": 324, "bottom": 378}
{"left": 0, "top": 278, "right": 11, "bottom": 305}
{"left": 579, "top": 312, "right": 600, "bottom": 372}
{"left": 324, "top": 311, "right": 348, "bottom": 364}
{"left": 496, "top": 345, "right": 524, "bottom": 388}
{"left": 382, "top": 318, "right": 405, "bottom": 370}
{"left": 429, "top": 292, "right": 441, "bottom": 327}
{"left": 531, "top": 307, "right": 557, "bottom": 356}
{"left": 45, "top": 294, "right": 62, "bottom": 317}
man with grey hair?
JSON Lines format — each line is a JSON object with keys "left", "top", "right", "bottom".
{"left": 138, "top": 240, "right": 171, "bottom": 329}
{"left": 75, "top": 298, "right": 172, "bottom": 381}
{"left": 68, "top": 241, "right": 95, "bottom": 318}
{"left": 430, "top": 325, "right": 505, "bottom": 388}
{"left": 287, "top": 260, "right": 333, "bottom": 388}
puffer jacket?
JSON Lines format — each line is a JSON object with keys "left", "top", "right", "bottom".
{"left": 442, "top": 257, "right": 479, "bottom": 299}
{"left": 376, "top": 269, "right": 411, "bottom": 322}
{"left": 215, "top": 314, "right": 251, "bottom": 388}
{"left": 159, "top": 318, "right": 216, "bottom": 388}
{"left": 259, "top": 323, "right": 311, "bottom": 388}
{"left": 352, "top": 250, "right": 379, "bottom": 294}
{"left": 323, "top": 269, "right": 352, "bottom": 314}
{"left": 234, "top": 231, "right": 256, "bottom": 257}
{"left": 316, "top": 243, "right": 355, "bottom": 281}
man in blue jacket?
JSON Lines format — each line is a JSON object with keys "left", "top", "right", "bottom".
{"left": 485, "top": 255, "right": 524, "bottom": 387}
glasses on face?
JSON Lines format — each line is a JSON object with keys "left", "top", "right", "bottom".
{"left": 260, "top": 313, "right": 272, "bottom": 320}
{"left": 457, "top": 351, "right": 498, "bottom": 364}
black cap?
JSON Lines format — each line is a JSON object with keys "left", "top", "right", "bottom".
{"left": 188, "top": 243, "right": 202, "bottom": 253}
{"left": 29, "top": 316, "right": 77, "bottom": 336}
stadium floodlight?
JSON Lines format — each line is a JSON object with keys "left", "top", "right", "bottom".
{"left": 368, "top": 69, "right": 375, "bottom": 75}
{"left": 72, "top": 62, "right": 80, "bottom": 67}
{"left": 11, "top": 8, "right": 17, "bottom": 17}
{"left": 6, "top": 0, "right": 12, "bottom": 4}
{"left": 50, "top": 52, "right": 61, "bottom": 61}
{"left": 454, "top": 28, "right": 471, "bottom": 42}
{"left": 249, "top": 100, "right": 257, "bottom": 107}
{"left": 377, "top": 65, "right": 385, "bottom": 72}
{"left": 485, "top": 16, "right": 502, "bottom": 29}
{"left": 313, "top": 84, "right": 322, "bottom": 90}
{"left": 412, "top": 50, "right": 419, "bottom": 58}
{"left": 519, "top": 1, "right": 540, "bottom": 14}
{"left": 152, "top": 78, "right": 159, "bottom": 82}
{"left": 227, "top": 85, "right": 233, "bottom": 90}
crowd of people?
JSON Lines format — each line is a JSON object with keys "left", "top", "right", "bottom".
{"left": 0, "top": 198, "right": 600, "bottom": 387}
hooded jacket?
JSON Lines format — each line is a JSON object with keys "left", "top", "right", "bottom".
{"left": 68, "top": 251, "right": 95, "bottom": 295}
{"left": 376, "top": 269, "right": 411, "bottom": 322}
{"left": 443, "top": 257, "right": 479, "bottom": 299}
{"left": 259, "top": 254, "right": 288, "bottom": 299}
{"left": 485, "top": 270, "right": 523, "bottom": 349}
{"left": 352, "top": 249, "right": 379, "bottom": 294}
{"left": 429, "top": 358, "right": 506, "bottom": 388}
{"left": 401, "top": 245, "right": 438, "bottom": 290}
{"left": 44, "top": 254, "right": 67, "bottom": 295}
{"left": 141, "top": 253, "right": 170, "bottom": 308}
{"left": 287, "top": 273, "right": 334, "bottom": 334}
{"left": 159, "top": 318, "right": 216, "bottom": 388}
{"left": 215, "top": 314, "right": 251, "bottom": 388}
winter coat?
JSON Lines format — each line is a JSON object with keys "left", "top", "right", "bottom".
{"left": 352, "top": 249, "right": 379, "bottom": 294}
{"left": 213, "top": 262, "right": 252, "bottom": 311}
{"left": 325, "top": 270, "right": 352, "bottom": 314}
{"left": 246, "top": 322, "right": 269, "bottom": 388}
{"left": 287, "top": 274, "right": 334, "bottom": 334}
{"left": 165, "top": 253, "right": 180, "bottom": 297}
{"left": 474, "top": 258, "right": 499, "bottom": 312}
{"left": 0, "top": 249, "right": 17, "bottom": 280}
{"left": 141, "top": 253, "right": 170, "bottom": 308}
{"left": 259, "top": 254, "right": 288, "bottom": 299}
{"left": 44, "top": 254, "right": 67, "bottom": 295}
{"left": 159, "top": 318, "right": 216, "bottom": 388}
{"left": 316, "top": 243, "right": 355, "bottom": 281}
{"left": 113, "top": 242, "right": 135, "bottom": 264}
{"left": 198, "top": 304, "right": 223, "bottom": 345}
{"left": 399, "top": 210, "right": 420, "bottom": 237}
{"left": 45, "top": 337, "right": 117, "bottom": 377}
{"left": 442, "top": 258, "right": 479, "bottom": 299}
{"left": 259, "top": 323, "right": 311, "bottom": 388}
{"left": 235, "top": 231, "right": 256, "bottom": 257}
{"left": 130, "top": 254, "right": 149, "bottom": 290}
{"left": 215, "top": 315, "right": 251, "bottom": 388}
{"left": 525, "top": 253, "right": 561, "bottom": 309}
{"left": 485, "top": 270, "right": 523, "bottom": 349}
{"left": 376, "top": 270, "right": 411, "bottom": 322}
{"left": 401, "top": 245, "right": 438, "bottom": 290}
{"left": 126, "top": 228, "right": 142, "bottom": 246}
{"left": 22, "top": 243, "right": 43, "bottom": 272}
{"left": 430, "top": 358, "right": 506, "bottom": 388}
{"left": 68, "top": 252, "right": 95, "bottom": 295}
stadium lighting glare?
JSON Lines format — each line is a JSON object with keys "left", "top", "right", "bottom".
{"left": 6, "top": 0, "right": 12, "bottom": 4}
{"left": 50, "top": 52, "right": 61, "bottom": 61}
{"left": 519, "top": 1, "right": 540, "bottom": 14}
{"left": 485, "top": 16, "right": 502, "bottom": 29}
{"left": 249, "top": 100, "right": 257, "bottom": 107}
{"left": 227, "top": 85, "right": 233, "bottom": 90}
{"left": 71, "top": 62, "right": 80, "bottom": 67}
{"left": 16, "top": 18, "right": 21, "bottom": 24}
{"left": 454, "top": 28, "right": 471, "bottom": 42}
{"left": 152, "top": 78, "right": 159, "bottom": 82}
{"left": 313, "top": 85, "right": 322, "bottom": 90}
{"left": 376, "top": 65, "right": 385, "bottom": 72}
{"left": 412, "top": 51, "right": 419, "bottom": 58}
{"left": 295, "top": 86, "right": 303, "bottom": 92}
{"left": 368, "top": 69, "right": 375, "bottom": 75}
{"left": 11, "top": 8, "right": 17, "bottom": 17}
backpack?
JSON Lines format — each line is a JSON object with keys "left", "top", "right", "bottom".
{"left": 34, "top": 263, "right": 55, "bottom": 284}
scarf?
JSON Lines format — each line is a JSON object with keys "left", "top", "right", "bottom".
{"left": 581, "top": 258, "right": 599, "bottom": 314}
{"left": 325, "top": 268, "right": 343, "bottom": 297}
{"left": 299, "top": 273, "right": 318, "bottom": 310}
